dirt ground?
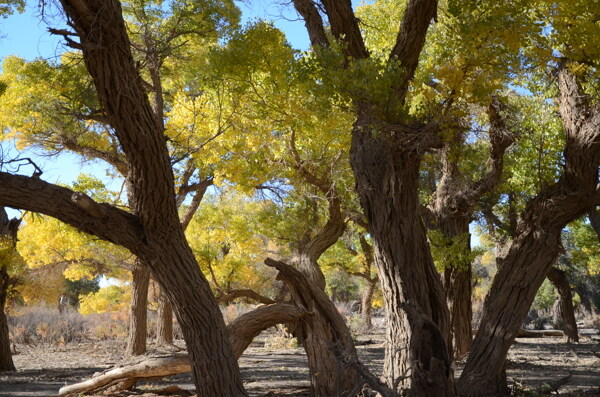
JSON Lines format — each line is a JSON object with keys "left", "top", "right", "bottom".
{"left": 1, "top": 330, "right": 600, "bottom": 397}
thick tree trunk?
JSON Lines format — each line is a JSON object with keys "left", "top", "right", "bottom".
{"left": 266, "top": 258, "right": 361, "bottom": 397}
{"left": 439, "top": 218, "right": 473, "bottom": 358}
{"left": 361, "top": 279, "right": 376, "bottom": 331}
{"left": 350, "top": 115, "right": 453, "bottom": 395}
{"left": 547, "top": 267, "right": 578, "bottom": 342}
{"left": 0, "top": 208, "right": 18, "bottom": 372}
{"left": 0, "top": 268, "right": 15, "bottom": 372}
{"left": 458, "top": 65, "right": 600, "bottom": 397}
{"left": 156, "top": 288, "right": 173, "bottom": 345}
{"left": 445, "top": 263, "right": 472, "bottom": 358}
{"left": 126, "top": 260, "right": 150, "bottom": 355}
{"left": 54, "top": 2, "right": 247, "bottom": 394}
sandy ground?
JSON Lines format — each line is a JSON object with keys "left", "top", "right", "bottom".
{"left": 1, "top": 331, "right": 600, "bottom": 396}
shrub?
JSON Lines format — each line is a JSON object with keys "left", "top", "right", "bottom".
{"left": 8, "top": 305, "right": 86, "bottom": 346}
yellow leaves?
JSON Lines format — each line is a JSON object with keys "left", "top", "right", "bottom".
{"left": 79, "top": 284, "right": 130, "bottom": 315}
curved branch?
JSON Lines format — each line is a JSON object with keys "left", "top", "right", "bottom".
{"left": 216, "top": 289, "right": 276, "bottom": 306}
{"left": 467, "top": 97, "right": 518, "bottom": 201}
{"left": 0, "top": 172, "right": 144, "bottom": 254}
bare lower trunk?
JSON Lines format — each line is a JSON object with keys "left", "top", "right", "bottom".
{"left": 266, "top": 258, "right": 360, "bottom": 397}
{"left": 361, "top": 280, "right": 376, "bottom": 332}
{"left": 445, "top": 265, "right": 472, "bottom": 358}
{"left": 126, "top": 260, "right": 150, "bottom": 355}
{"left": 350, "top": 116, "right": 453, "bottom": 395}
{"left": 458, "top": 65, "right": 600, "bottom": 397}
{"left": 547, "top": 267, "right": 578, "bottom": 342}
{"left": 0, "top": 268, "right": 15, "bottom": 372}
{"left": 147, "top": 237, "right": 246, "bottom": 396}
{"left": 458, "top": 232, "right": 561, "bottom": 396}
{"left": 156, "top": 288, "right": 173, "bottom": 345}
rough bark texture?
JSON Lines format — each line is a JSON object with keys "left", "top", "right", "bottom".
{"left": 156, "top": 288, "right": 173, "bottom": 345}
{"left": 59, "top": 304, "right": 308, "bottom": 396}
{"left": 126, "top": 260, "right": 150, "bottom": 355}
{"left": 292, "top": 0, "right": 453, "bottom": 394}
{"left": 266, "top": 258, "right": 361, "bottom": 397}
{"left": 350, "top": 119, "right": 452, "bottom": 394}
{"left": 0, "top": 208, "right": 19, "bottom": 372}
{"left": 0, "top": 268, "right": 15, "bottom": 372}
{"left": 47, "top": 2, "right": 246, "bottom": 394}
{"left": 428, "top": 99, "right": 516, "bottom": 359}
{"left": 458, "top": 64, "right": 600, "bottom": 397}
{"left": 547, "top": 267, "right": 578, "bottom": 342}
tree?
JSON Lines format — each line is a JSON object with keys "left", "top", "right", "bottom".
{"left": 0, "top": 0, "right": 246, "bottom": 394}
{"left": 459, "top": 62, "right": 600, "bottom": 396}
{"left": 291, "top": 0, "right": 453, "bottom": 393}
{"left": 0, "top": 207, "right": 22, "bottom": 371}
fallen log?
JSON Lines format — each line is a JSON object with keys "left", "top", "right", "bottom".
{"left": 516, "top": 329, "right": 565, "bottom": 338}
{"left": 59, "top": 303, "right": 308, "bottom": 396}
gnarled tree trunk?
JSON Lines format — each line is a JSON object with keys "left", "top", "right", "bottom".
{"left": 126, "top": 260, "right": 150, "bottom": 355}
{"left": 458, "top": 64, "right": 600, "bottom": 397}
{"left": 266, "top": 258, "right": 360, "bottom": 397}
{"left": 351, "top": 127, "right": 453, "bottom": 394}
{"left": 0, "top": 208, "right": 19, "bottom": 372}
{"left": 547, "top": 267, "right": 578, "bottom": 342}
{"left": 361, "top": 278, "right": 377, "bottom": 332}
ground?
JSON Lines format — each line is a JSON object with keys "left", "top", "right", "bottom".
{"left": 1, "top": 330, "right": 600, "bottom": 396}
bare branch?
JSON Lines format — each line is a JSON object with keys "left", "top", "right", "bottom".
{"left": 320, "top": 0, "right": 368, "bottom": 59}
{"left": 291, "top": 0, "right": 329, "bottom": 48}
{"left": 389, "top": 0, "right": 438, "bottom": 101}
{"left": 0, "top": 172, "right": 144, "bottom": 254}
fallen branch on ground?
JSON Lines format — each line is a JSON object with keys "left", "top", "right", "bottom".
{"left": 58, "top": 304, "right": 308, "bottom": 396}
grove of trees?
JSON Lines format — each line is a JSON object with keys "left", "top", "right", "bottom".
{"left": 1, "top": 0, "right": 599, "bottom": 396}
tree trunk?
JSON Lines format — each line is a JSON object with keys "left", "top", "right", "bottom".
{"left": 0, "top": 208, "right": 18, "bottom": 372}
{"left": 266, "top": 258, "right": 361, "bottom": 397}
{"left": 438, "top": 217, "right": 473, "bottom": 359}
{"left": 350, "top": 115, "right": 453, "bottom": 395}
{"left": 458, "top": 64, "right": 600, "bottom": 397}
{"left": 445, "top": 263, "right": 473, "bottom": 358}
{"left": 54, "top": 2, "right": 247, "bottom": 394}
{"left": 0, "top": 268, "right": 15, "bottom": 372}
{"left": 547, "top": 267, "right": 578, "bottom": 342}
{"left": 156, "top": 287, "right": 173, "bottom": 345}
{"left": 126, "top": 260, "right": 150, "bottom": 355}
{"left": 361, "top": 279, "right": 376, "bottom": 332}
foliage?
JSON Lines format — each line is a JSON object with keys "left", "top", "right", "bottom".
{"left": 428, "top": 230, "right": 483, "bottom": 272}
{"left": 532, "top": 279, "right": 557, "bottom": 312}
{"left": 79, "top": 284, "right": 130, "bottom": 315}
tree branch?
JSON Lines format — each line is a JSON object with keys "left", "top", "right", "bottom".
{"left": 389, "top": 0, "right": 438, "bottom": 101}
{"left": 319, "top": 0, "right": 368, "bottom": 59}
{"left": 0, "top": 172, "right": 144, "bottom": 254}
{"left": 291, "top": 0, "right": 329, "bottom": 48}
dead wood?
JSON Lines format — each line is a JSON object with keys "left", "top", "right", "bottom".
{"left": 58, "top": 304, "right": 307, "bottom": 396}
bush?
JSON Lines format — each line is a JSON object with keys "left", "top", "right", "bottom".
{"left": 8, "top": 305, "right": 86, "bottom": 346}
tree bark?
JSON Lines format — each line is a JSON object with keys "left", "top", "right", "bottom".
{"left": 0, "top": 267, "right": 15, "bottom": 372}
{"left": 458, "top": 64, "right": 600, "bottom": 397}
{"left": 0, "top": 208, "right": 19, "bottom": 372}
{"left": 547, "top": 267, "right": 578, "bottom": 342}
{"left": 126, "top": 260, "right": 150, "bottom": 355}
{"left": 266, "top": 258, "right": 361, "bottom": 397}
{"left": 361, "top": 279, "right": 376, "bottom": 332}
{"left": 350, "top": 123, "right": 452, "bottom": 394}
{"left": 156, "top": 287, "right": 173, "bottom": 345}
{"left": 52, "top": 2, "right": 247, "bottom": 394}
